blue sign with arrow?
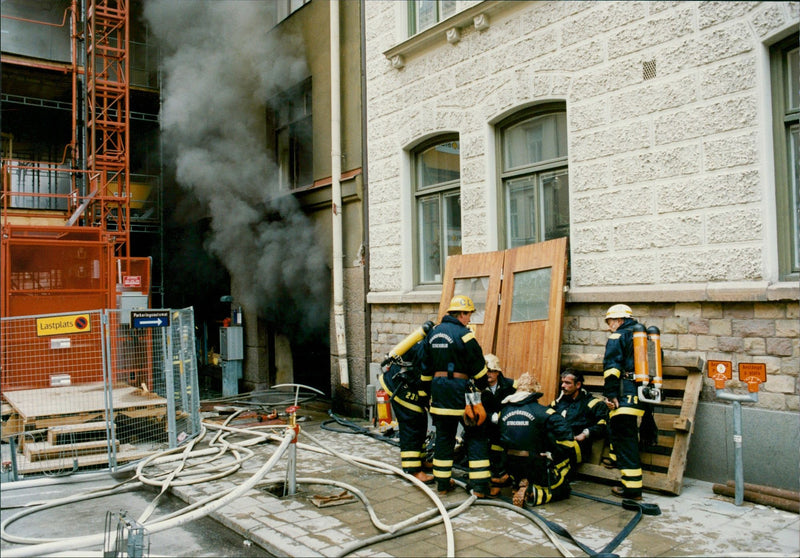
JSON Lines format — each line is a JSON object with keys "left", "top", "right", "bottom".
{"left": 131, "top": 310, "right": 170, "bottom": 328}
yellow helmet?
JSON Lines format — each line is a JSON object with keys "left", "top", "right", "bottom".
{"left": 485, "top": 354, "right": 502, "bottom": 372}
{"left": 447, "top": 295, "right": 476, "bottom": 313}
{"left": 605, "top": 304, "right": 633, "bottom": 320}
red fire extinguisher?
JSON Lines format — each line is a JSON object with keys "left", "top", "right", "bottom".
{"left": 376, "top": 389, "right": 393, "bottom": 426}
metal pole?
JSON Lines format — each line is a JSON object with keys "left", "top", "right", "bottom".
{"left": 102, "top": 311, "right": 118, "bottom": 470}
{"left": 287, "top": 444, "right": 297, "bottom": 496}
{"left": 715, "top": 389, "right": 757, "bottom": 506}
{"left": 163, "top": 325, "right": 176, "bottom": 448}
{"left": 732, "top": 400, "right": 744, "bottom": 506}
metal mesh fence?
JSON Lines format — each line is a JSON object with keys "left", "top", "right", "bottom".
{"left": 1, "top": 307, "right": 200, "bottom": 478}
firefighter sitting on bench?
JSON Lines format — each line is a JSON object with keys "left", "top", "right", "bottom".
{"left": 550, "top": 368, "right": 609, "bottom": 468}
{"left": 498, "top": 372, "right": 579, "bottom": 507}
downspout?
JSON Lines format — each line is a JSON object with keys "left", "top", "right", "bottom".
{"left": 359, "top": 0, "right": 372, "bottom": 404}
{"left": 331, "top": 0, "right": 349, "bottom": 388}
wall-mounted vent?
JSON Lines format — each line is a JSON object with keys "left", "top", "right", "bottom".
{"left": 643, "top": 59, "right": 657, "bottom": 80}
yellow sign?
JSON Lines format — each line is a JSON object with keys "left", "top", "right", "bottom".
{"left": 36, "top": 314, "right": 92, "bottom": 337}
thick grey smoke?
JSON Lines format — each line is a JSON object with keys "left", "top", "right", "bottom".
{"left": 144, "top": 0, "right": 329, "bottom": 339}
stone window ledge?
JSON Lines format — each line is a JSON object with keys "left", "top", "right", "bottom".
{"left": 368, "top": 281, "right": 799, "bottom": 306}
{"left": 383, "top": 0, "right": 510, "bottom": 69}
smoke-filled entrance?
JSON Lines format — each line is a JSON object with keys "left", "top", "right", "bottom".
{"left": 144, "top": 0, "right": 331, "bottom": 395}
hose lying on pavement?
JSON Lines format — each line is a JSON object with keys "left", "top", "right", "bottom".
{"left": 1, "top": 427, "right": 296, "bottom": 558}
{"left": 3, "top": 409, "right": 572, "bottom": 558}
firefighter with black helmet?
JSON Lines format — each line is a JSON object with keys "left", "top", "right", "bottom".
{"left": 422, "top": 295, "right": 491, "bottom": 497}
{"left": 602, "top": 303, "right": 645, "bottom": 500}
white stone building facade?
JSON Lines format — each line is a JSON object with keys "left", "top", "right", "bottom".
{"left": 364, "top": 1, "right": 799, "bottom": 489}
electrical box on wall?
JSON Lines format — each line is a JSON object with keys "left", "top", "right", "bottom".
{"left": 120, "top": 292, "right": 149, "bottom": 325}
{"left": 220, "top": 326, "right": 244, "bottom": 360}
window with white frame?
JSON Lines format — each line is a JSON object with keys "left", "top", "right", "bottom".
{"left": 771, "top": 33, "right": 799, "bottom": 280}
{"left": 408, "top": 0, "right": 458, "bottom": 35}
{"left": 414, "top": 137, "right": 461, "bottom": 284}
{"left": 269, "top": 78, "right": 313, "bottom": 191}
{"left": 276, "top": 0, "right": 310, "bottom": 23}
{"left": 500, "top": 106, "right": 569, "bottom": 248}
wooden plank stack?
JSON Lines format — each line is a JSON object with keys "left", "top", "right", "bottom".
{"left": 561, "top": 353, "right": 705, "bottom": 495}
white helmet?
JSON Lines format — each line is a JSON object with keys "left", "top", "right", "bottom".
{"left": 485, "top": 354, "right": 502, "bottom": 372}
{"left": 605, "top": 304, "right": 633, "bottom": 321}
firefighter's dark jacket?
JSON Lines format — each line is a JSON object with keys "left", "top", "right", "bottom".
{"left": 550, "top": 388, "right": 608, "bottom": 440}
{"left": 499, "top": 391, "right": 578, "bottom": 461}
{"left": 483, "top": 373, "right": 516, "bottom": 417}
{"left": 379, "top": 341, "right": 428, "bottom": 414}
{"left": 602, "top": 317, "right": 639, "bottom": 400}
{"left": 603, "top": 317, "right": 645, "bottom": 417}
{"left": 422, "top": 314, "right": 488, "bottom": 416}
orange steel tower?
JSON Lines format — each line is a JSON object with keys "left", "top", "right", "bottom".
{"left": 1, "top": 0, "right": 150, "bottom": 317}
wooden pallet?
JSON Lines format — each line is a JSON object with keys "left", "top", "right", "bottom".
{"left": 561, "top": 353, "right": 705, "bottom": 495}
{"left": 1, "top": 383, "right": 169, "bottom": 475}
{"left": 24, "top": 438, "right": 120, "bottom": 462}
{"left": 12, "top": 445, "right": 154, "bottom": 475}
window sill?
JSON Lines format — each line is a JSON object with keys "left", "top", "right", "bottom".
{"left": 367, "top": 289, "right": 441, "bottom": 305}
{"left": 368, "top": 281, "right": 799, "bottom": 306}
{"left": 565, "top": 281, "right": 800, "bottom": 304}
{"left": 383, "top": 0, "right": 510, "bottom": 69}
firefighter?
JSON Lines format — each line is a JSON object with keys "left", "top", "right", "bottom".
{"left": 550, "top": 368, "right": 608, "bottom": 467}
{"left": 422, "top": 295, "right": 491, "bottom": 497}
{"left": 379, "top": 339, "right": 433, "bottom": 484}
{"left": 602, "top": 303, "right": 645, "bottom": 500}
{"left": 499, "top": 372, "right": 578, "bottom": 507}
{"left": 482, "top": 353, "right": 516, "bottom": 496}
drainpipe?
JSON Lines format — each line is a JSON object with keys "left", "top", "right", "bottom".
{"left": 331, "top": 0, "right": 349, "bottom": 388}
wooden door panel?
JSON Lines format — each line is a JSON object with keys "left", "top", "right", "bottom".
{"left": 495, "top": 237, "right": 568, "bottom": 404}
{"left": 438, "top": 251, "right": 504, "bottom": 354}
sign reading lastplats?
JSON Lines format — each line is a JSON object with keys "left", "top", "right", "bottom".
{"left": 36, "top": 314, "right": 92, "bottom": 337}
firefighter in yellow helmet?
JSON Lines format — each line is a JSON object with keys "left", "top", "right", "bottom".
{"left": 421, "top": 295, "right": 491, "bottom": 497}
{"left": 602, "top": 303, "right": 645, "bottom": 500}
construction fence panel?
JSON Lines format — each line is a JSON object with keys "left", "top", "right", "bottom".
{"left": 1, "top": 307, "right": 200, "bottom": 478}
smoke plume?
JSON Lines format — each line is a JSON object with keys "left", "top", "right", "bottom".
{"left": 143, "top": 0, "right": 329, "bottom": 340}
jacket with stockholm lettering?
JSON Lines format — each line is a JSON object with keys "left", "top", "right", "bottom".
{"left": 499, "top": 391, "right": 577, "bottom": 461}
{"left": 422, "top": 314, "right": 488, "bottom": 416}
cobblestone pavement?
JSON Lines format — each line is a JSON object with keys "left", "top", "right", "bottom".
{"left": 170, "top": 405, "right": 799, "bottom": 558}
{"left": 2, "top": 403, "right": 798, "bottom": 557}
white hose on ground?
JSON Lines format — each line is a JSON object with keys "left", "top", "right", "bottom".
{"left": 299, "top": 429, "right": 456, "bottom": 557}
{"left": 2, "top": 427, "right": 296, "bottom": 558}
{"left": 335, "top": 494, "right": 477, "bottom": 557}
{"left": 3, "top": 415, "right": 572, "bottom": 558}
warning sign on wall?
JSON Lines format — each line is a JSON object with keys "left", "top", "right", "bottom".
{"left": 36, "top": 314, "right": 92, "bottom": 337}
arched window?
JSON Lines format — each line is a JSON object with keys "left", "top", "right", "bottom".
{"left": 499, "top": 106, "right": 569, "bottom": 248}
{"left": 413, "top": 136, "right": 461, "bottom": 284}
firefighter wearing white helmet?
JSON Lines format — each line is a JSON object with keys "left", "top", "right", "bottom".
{"left": 602, "top": 303, "right": 644, "bottom": 500}
{"left": 605, "top": 304, "right": 633, "bottom": 321}
{"left": 421, "top": 294, "right": 490, "bottom": 497}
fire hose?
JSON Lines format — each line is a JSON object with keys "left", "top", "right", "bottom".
{"left": 2, "top": 427, "right": 296, "bottom": 557}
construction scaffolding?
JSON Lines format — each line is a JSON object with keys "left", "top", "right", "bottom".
{"left": 1, "top": 0, "right": 150, "bottom": 318}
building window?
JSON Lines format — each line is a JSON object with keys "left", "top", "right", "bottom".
{"left": 276, "top": 0, "right": 310, "bottom": 23}
{"left": 270, "top": 78, "right": 313, "bottom": 191}
{"left": 414, "top": 137, "right": 461, "bottom": 284}
{"left": 500, "top": 107, "right": 569, "bottom": 248}
{"left": 771, "top": 34, "right": 799, "bottom": 280}
{"left": 408, "top": 0, "right": 457, "bottom": 35}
